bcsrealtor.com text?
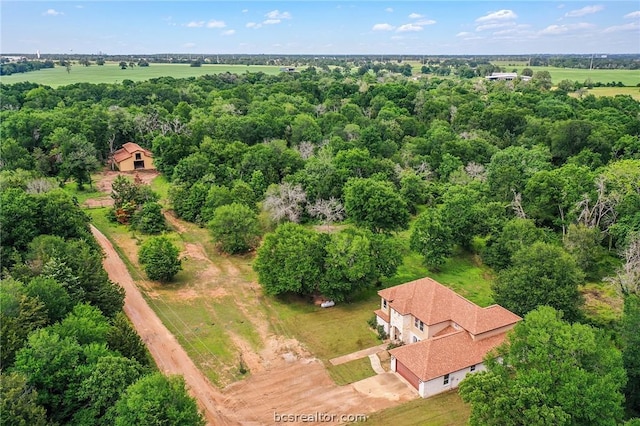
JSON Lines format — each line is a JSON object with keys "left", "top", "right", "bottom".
{"left": 273, "top": 411, "right": 368, "bottom": 423}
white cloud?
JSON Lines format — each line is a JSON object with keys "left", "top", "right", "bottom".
{"left": 186, "top": 21, "right": 204, "bottom": 28}
{"left": 265, "top": 10, "right": 292, "bottom": 20}
{"left": 385, "top": 8, "right": 393, "bottom": 13}
{"left": 246, "top": 22, "right": 260, "bottom": 29}
{"left": 476, "top": 22, "right": 515, "bottom": 32}
{"left": 263, "top": 19, "right": 281, "bottom": 25}
{"left": 222, "top": 29, "right": 235, "bottom": 36}
{"left": 476, "top": 9, "right": 517, "bottom": 23}
{"left": 397, "top": 23, "right": 423, "bottom": 32}
{"left": 565, "top": 5, "right": 604, "bottom": 17}
{"left": 540, "top": 22, "right": 595, "bottom": 35}
{"left": 408, "top": 13, "right": 423, "bottom": 19}
{"left": 183, "top": 42, "right": 196, "bottom": 48}
{"left": 603, "top": 22, "right": 639, "bottom": 33}
{"left": 624, "top": 11, "right": 640, "bottom": 19}
{"left": 242, "top": 9, "right": 248, "bottom": 13}
{"left": 43, "top": 9, "right": 63, "bottom": 16}
{"left": 372, "top": 23, "right": 395, "bottom": 31}
{"left": 415, "top": 19, "right": 436, "bottom": 26}
{"left": 456, "top": 31, "right": 472, "bottom": 37}
{"left": 206, "top": 20, "right": 226, "bottom": 28}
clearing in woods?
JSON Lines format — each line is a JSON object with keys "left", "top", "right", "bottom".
{"left": 87, "top": 171, "right": 420, "bottom": 425}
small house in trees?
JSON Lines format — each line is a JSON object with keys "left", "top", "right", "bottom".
{"left": 374, "top": 277, "right": 521, "bottom": 398}
{"left": 113, "top": 142, "right": 155, "bottom": 171}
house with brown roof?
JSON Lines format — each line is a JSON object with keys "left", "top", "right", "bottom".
{"left": 113, "top": 142, "right": 155, "bottom": 172}
{"left": 374, "top": 277, "right": 521, "bottom": 398}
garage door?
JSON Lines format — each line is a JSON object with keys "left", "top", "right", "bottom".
{"left": 395, "top": 359, "right": 420, "bottom": 390}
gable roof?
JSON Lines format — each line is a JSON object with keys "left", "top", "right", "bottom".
{"left": 113, "top": 142, "right": 153, "bottom": 163}
{"left": 378, "top": 277, "right": 520, "bottom": 335}
{"left": 390, "top": 329, "right": 507, "bottom": 381}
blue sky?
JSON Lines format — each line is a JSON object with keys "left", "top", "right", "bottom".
{"left": 2, "top": 1, "right": 639, "bottom": 55}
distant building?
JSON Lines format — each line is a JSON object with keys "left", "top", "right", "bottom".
{"left": 279, "top": 67, "right": 296, "bottom": 72}
{"left": 375, "top": 277, "right": 521, "bottom": 398}
{"left": 113, "top": 142, "right": 155, "bottom": 171}
{"left": 485, "top": 72, "right": 531, "bottom": 82}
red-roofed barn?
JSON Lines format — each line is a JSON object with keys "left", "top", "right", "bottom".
{"left": 374, "top": 277, "right": 521, "bottom": 398}
{"left": 113, "top": 142, "right": 155, "bottom": 171}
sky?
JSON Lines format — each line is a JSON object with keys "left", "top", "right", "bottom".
{"left": 2, "top": 1, "right": 639, "bottom": 55}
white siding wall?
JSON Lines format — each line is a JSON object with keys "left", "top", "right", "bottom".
{"left": 418, "top": 363, "right": 487, "bottom": 398}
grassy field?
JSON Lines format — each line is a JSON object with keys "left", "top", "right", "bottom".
{"left": 587, "top": 86, "right": 640, "bottom": 100}
{"left": 353, "top": 391, "right": 470, "bottom": 426}
{"left": 510, "top": 66, "right": 640, "bottom": 86}
{"left": 0, "top": 62, "right": 289, "bottom": 87}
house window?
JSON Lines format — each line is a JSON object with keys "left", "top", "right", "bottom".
{"left": 382, "top": 299, "right": 387, "bottom": 309}
{"left": 443, "top": 374, "right": 450, "bottom": 385}
{"left": 470, "top": 365, "right": 476, "bottom": 372}
{"left": 414, "top": 318, "right": 424, "bottom": 332}
{"left": 135, "top": 153, "right": 142, "bottom": 160}
{"left": 412, "top": 335, "right": 420, "bottom": 343}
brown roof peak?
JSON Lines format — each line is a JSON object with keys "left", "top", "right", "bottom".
{"left": 378, "top": 277, "right": 521, "bottom": 335}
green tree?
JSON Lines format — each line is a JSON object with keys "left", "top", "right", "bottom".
{"left": 132, "top": 202, "right": 167, "bottom": 234}
{"left": 0, "top": 282, "right": 48, "bottom": 368}
{"left": 321, "top": 228, "right": 375, "bottom": 302}
{"left": 493, "top": 242, "right": 584, "bottom": 321}
{"left": 107, "top": 312, "right": 152, "bottom": 368}
{"left": 208, "top": 203, "right": 261, "bottom": 254}
{"left": 410, "top": 208, "right": 454, "bottom": 271}
{"left": 459, "top": 306, "right": 627, "bottom": 426}
{"left": 74, "top": 356, "right": 145, "bottom": 426}
{"left": 25, "top": 276, "right": 73, "bottom": 324}
{"left": 254, "top": 223, "right": 325, "bottom": 296}
{"left": 343, "top": 177, "right": 409, "bottom": 233}
{"left": 58, "top": 136, "right": 100, "bottom": 190}
{"left": 0, "top": 372, "right": 47, "bottom": 426}
{"left": 114, "top": 373, "right": 205, "bottom": 426}
{"left": 51, "top": 303, "right": 112, "bottom": 345}
{"left": 482, "top": 218, "right": 548, "bottom": 271}
{"left": 486, "top": 145, "right": 552, "bottom": 202}
{"left": 138, "top": 236, "right": 182, "bottom": 282}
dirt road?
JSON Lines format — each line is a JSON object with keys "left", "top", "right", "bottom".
{"left": 90, "top": 225, "right": 237, "bottom": 426}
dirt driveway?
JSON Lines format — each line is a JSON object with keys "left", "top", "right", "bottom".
{"left": 89, "top": 172, "right": 417, "bottom": 425}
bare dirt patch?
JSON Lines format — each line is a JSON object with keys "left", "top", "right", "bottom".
{"left": 84, "top": 169, "right": 159, "bottom": 208}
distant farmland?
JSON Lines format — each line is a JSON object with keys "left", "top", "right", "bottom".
{"left": 0, "top": 63, "right": 289, "bottom": 87}
{"left": 508, "top": 66, "right": 640, "bottom": 87}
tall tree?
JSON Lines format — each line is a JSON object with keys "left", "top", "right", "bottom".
{"left": 208, "top": 203, "right": 261, "bottom": 254}
{"left": 114, "top": 373, "right": 205, "bottom": 426}
{"left": 254, "top": 223, "right": 325, "bottom": 296}
{"left": 343, "top": 177, "right": 409, "bottom": 233}
{"left": 0, "top": 372, "right": 47, "bottom": 426}
{"left": 410, "top": 207, "right": 454, "bottom": 271}
{"left": 493, "top": 242, "right": 584, "bottom": 321}
{"left": 459, "top": 306, "right": 626, "bottom": 426}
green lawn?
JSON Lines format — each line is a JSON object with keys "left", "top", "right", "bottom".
{"left": 353, "top": 391, "right": 470, "bottom": 426}
{"left": 327, "top": 357, "right": 377, "bottom": 385}
{"left": 0, "top": 62, "right": 291, "bottom": 87}
{"left": 267, "top": 293, "right": 382, "bottom": 361}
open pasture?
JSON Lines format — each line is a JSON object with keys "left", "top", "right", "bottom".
{"left": 0, "top": 62, "right": 287, "bottom": 87}
{"left": 514, "top": 66, "right": 639, "bottom": 86}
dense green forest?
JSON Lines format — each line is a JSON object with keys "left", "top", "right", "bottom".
{"left": 1, "top": 66, "right": 639, "bottom": 422}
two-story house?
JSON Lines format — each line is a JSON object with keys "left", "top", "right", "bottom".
{"left": 374, "top": 277, "right": 521, "bottom": 398}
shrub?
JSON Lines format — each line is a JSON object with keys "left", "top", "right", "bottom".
{"left": 138, "top": 236, "right": 181, "bottom": 282}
